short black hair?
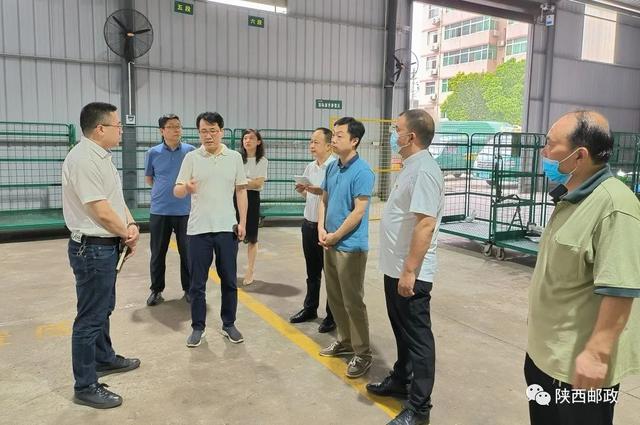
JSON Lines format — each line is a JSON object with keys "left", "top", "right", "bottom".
{"left": 400, "top": 109, "right": 435, "bottom": 148}
{"left": 568, "top": 111, "right": 613, "bottom": 164}
{"left": 314, "top": 127, "right": 332, "bottom": 144}
{"left": 80, "top": 102, "right": 118, "bottom": 135}
{"left": 333, "top": 117, "right": 365, "bottom": 149}
{"left": 158, "top": 113, "right": 180, "bottom": 128}
{"left": 196, "top": 112, "right": 224, "bottom": 130}
{"left": 240, "top": 129, "right": 265, "bottom": 164}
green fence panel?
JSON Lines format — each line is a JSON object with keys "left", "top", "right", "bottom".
{"left": 438, "top": 131, "right": 548, "bottom": 258}
{"left": 611, "top": 132, "right": 640, "bottom": 196}
{"left": 0, "top": 121, "right": 74, "bottom": 232}
{"left": 253, "top": 129, "right": 313, "bottom": 217}
{"left": 489, "top": 133, "right": 546, "bottom": 257}
{"left": 2, "top": 121, "right": 638, "bottom": 238}
{"left": 429, "top": 132, "right": 470, "bottom": 226}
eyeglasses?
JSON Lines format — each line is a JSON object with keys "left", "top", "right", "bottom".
{"left": 99, "top": 123, "right": 123, "bottom": 129}
{"left": 199, "top": 129, "right": 222, "bottom": 135}
{"left": 163, "top": 125, "right": 182, "bottom": 130}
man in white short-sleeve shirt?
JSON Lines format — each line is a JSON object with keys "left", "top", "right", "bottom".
{"left": 174, "top": 112, "right": 248, "bottom": 348}
{"left": 289, "top": 127, "right": 336, "bottom": 333}
{"left": 367, "top": 109, "right": 444, "bottom": 425}
{"left": 62, "top": 102, "right": 141, "bottom": 409}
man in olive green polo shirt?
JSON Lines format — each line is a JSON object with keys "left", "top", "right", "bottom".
{"left": 526, "top": 110, "right": 640, "bottom": 424}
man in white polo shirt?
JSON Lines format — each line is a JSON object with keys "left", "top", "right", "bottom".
{"left": 174, "top": 112, "right": 248, "bottom": 347}
{"left": 367, "top": 109, "right": 444, "bottom": 425}
{"left": 62, "top": 102, "right": 141, "bottom": 409}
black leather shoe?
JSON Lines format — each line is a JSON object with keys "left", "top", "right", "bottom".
{"left": 96, "top": 355, "right": 141, "bottom": 377}
{"left": 73, "top": 383, "right": 122, "bottom": 409}
{"left": 146, "top": 291, "right": 164, "bottom": 306}
{"left": 184, "top": 291, "right": 191, "bottom": 304}
{"left": 289, "top": 309, "right": 318, "bottom": 323}
{"left": 366, "top": 375, "right": 409, "bottom": 399}
{"left": 387, "top": 408, "right": 429, "bottom": 425}
{"left": 318, "top": 318, "right": 336, "bottom": 333}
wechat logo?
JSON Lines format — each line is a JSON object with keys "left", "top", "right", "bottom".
{"left": 527, "top": 384, "right": 551, "bottom": 406}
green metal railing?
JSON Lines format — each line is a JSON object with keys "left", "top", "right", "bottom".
{"left": 1, "top": 121, "right": 639, "bottom": 242}
{"left": 0, "top": 121, "right": 75, "bottom": 231}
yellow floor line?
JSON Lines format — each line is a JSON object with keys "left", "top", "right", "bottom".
{"left": 35, "top": 320, "right": 72, "bottom": 339}
{"left": 0, "top": 331, "right": 9, "bottom": 347}
{"left": 170, "top": 240, "right": 402, "bottom": 418}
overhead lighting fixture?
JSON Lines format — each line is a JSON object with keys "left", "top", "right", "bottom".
{"left": 206, "top": 0, "right": 287, "bottom": 14}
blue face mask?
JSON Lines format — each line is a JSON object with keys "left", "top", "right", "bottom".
{"left": 390, "top": 131, "right": 409, "bottom": 154}
{"left": 542, "top": 149, "right": 579, "bottom": 184}
{"left": 390, "top": 132, "right": 399, "bottom": 154}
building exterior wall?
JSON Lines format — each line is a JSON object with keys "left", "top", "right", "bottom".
{"left": 414, "top": 4, "right": 527, "bottom": 122}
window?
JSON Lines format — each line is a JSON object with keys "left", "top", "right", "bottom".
{"left": 441, "top": 79, "right": 450, "bottom": 92}
{"left": 581, "top": 5, "right": 617, "bottom": 64}
{"left": 425, "top": 82, "right": 436, "bottom": 95}
{"left": 428, "top": 6, "right": 440, "bottom": 19}
{"left": 442, "top": 45, "right": 497, "bottom": 66}
{"left": 427, "top": 57, "right": 437, "bottom": 69}
{"left": 444, "top": 16, "right": 496, "bottom": 40}
{"left": 506, "top": 37, "right": 527, "bottom": 56}
{"left": 428, "top": 31, "right": 439, "bottom": 45}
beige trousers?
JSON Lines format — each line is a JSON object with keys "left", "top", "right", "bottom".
{"left": 323, "top": 248, "right": 371, "bottom": 358}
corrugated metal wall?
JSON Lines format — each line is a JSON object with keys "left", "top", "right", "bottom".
{"left": 0, "top": 0, "right": 121, "bottom": 123}
{"left": 526, "top": 1, "right": 640, "bottom": 132}
{"left": 0, "top": 0, "right": 411, "bottom": 131}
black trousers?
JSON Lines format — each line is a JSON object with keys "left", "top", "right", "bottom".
{"left": 301, "top": 219, "right": 332, "bottom": 321}
{"left": 524, "top": 354, "right": 618, "bottom": 425}
{"left": 149, "top": 213, "right": 190, "bottom": 292}
{"left": 384, "top": 275, "right": 435, "bottom": 416}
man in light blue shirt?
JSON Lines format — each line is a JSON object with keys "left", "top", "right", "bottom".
{"left": 317, "top": 117, "right": 375, "bottom": 379}
{"left": 144, "top": 114, "right": 195, "bottom": 306}
{"left": 367, "top": 109, "right": 444, "bottom": 425}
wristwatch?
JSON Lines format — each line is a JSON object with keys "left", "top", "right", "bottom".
{"left": 127, "top": 222, "right": 140, "bottom": 229}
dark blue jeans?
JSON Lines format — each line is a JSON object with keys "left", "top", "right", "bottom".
{"left": 189, "top": 232, "right": 238, "bottom": 330}
{"left": 68, "top": 240, "right": 118, "bottom": 390}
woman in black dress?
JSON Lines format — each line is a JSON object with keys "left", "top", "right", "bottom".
{"left": 236, "top": 129, "right": 268, "bottom": 285}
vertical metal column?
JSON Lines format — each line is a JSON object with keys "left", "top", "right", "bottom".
{"left": 120, "top": 1, "right": 138, "bottom": 208}
{"left": 380, "top": 0, "right": 398, "bottom": 201}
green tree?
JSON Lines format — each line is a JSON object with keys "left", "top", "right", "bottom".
{"left": 440, "top": 59, "right": 526, "bottom": 125}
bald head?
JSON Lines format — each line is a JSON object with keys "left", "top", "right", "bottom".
{"left": 548, "top": 110, "right": 613, "bottom": 165}
{"left": 558, "top": 110, "right": 610, "bottom": 133}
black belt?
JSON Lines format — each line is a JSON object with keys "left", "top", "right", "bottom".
{"left": 302, "top": 219, "right": 318, "bottom": 227}
{"left": 78, "top": 236, "right": 121, "bottom": 246}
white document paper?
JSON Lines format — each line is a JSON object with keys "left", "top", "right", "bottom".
{"left": 293, "top": 175, "right": 312, "bottom": 186}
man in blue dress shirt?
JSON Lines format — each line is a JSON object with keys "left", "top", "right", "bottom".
{"left": 144, "top": 114, "right": 195, "bottom": 306}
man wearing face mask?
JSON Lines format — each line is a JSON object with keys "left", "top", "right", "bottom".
{"left": 366, "top": 109, "right": 443, "bottom": 425}
{"left": 526, "top": 111, "right": 640, "bottom": 425}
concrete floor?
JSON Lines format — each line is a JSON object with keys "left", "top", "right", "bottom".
{"left": 1, "top": 221, "right": 640, "bottom": 425}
